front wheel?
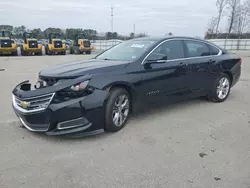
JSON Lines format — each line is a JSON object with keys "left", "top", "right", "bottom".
{"left": 105, "top": 88, "right": 131, "bottom": 132}
{"left": 207, "top": 73, "right": 231, "bottom": 102}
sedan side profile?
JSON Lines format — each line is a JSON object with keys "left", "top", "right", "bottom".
{"left": 12, "top": 37, "right": 241, "bottom": 136}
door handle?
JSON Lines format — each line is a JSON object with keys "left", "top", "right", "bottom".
{"left": 179, "top": 62, "right": 188, "bottom": 66}
{"left": 208, "top": 59, "right": 214, "bottom": 64}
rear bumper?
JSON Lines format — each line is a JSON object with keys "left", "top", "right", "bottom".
{"left": 12, "top": 79, "right": 108, "bottom": 136}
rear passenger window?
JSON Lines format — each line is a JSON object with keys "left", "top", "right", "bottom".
{"left": 208, "top": 45, "right": 220, "bottom": 55}
{"left": 185, "top": 40, "right": 210, "bottom": 57}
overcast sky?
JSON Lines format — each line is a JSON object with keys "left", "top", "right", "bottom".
{"left": 0, "top": 0, "right": 221, "bottom": 37}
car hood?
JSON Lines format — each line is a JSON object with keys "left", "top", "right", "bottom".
{"left": 39, "top": 59, "right": 130, "bottom": 78}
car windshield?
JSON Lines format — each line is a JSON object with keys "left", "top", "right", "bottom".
{"left": 95, "top": 39, "right": 157, "bottom": 61}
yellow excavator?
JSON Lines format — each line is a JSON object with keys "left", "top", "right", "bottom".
{"left": 20, "top": 32, "right": 43, "bottom": 56}
{"left": 0, "top": 30, "right": 18, "bottom": 56}
{"left": 70, "top": 33, "right": 93, "bottom": 55}
{"left": 45, "top": 32, "right": 66, "bottom": 55}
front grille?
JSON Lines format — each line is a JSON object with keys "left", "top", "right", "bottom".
{"left": 54, "top": 41, "right": 62, "bottom": 48}
{"left": 84, "top": 41, "right": 91, "bottom": 48}
{"left": 13, "top": 93, "right": 54, "bottom": 113}
{"left": 1, "top": 40, "right": 11, "bottom": 48}
{"left": 28, "top": 40, "right": 38, "bottom": 48}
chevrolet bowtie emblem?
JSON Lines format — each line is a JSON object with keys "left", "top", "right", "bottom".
{"left": 20, "top": 101, "right": 30, "bottom": 109}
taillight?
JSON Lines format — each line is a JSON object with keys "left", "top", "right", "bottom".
{"left": 239, "top": 58, "right": 242, "bottom": 64}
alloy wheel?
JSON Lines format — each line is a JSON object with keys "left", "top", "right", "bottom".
{"left": 216, "top": 77, "right": 230, "bottom": 100}
{"left": 112, "top": 94, "right": 130, "bottom": 127}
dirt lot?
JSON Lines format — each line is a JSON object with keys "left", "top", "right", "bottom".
{"left": 0, "top": 52, "right": 250, "bottom": 188}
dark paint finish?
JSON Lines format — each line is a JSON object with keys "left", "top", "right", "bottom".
{"left": 12, "top": 36, "right": 241, "bottom": 136}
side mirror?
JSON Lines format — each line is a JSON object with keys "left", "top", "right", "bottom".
{"left": 145, "top": 53, "right": 168, "bottom": 64}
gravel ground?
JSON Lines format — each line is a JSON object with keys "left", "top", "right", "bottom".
{"left": 0, "top": 52, "right": 250, "bottom": 188}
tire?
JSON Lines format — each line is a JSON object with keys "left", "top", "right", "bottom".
{"left": 74, "top": 48, "right": 80, "bottom": 55}
{"left": 20, "top": 47, "right": 24, "bottom": 56}
{"left": 105, "top": 88, "right": 131, "bottom": 132}
{"left": 207, "top": 73, "right": 231, "bottom": 103}
{"left": 37, "top": 51, "right": 43, "bottom": 56}
{"left": 70, "top": 48, "right": 73, "bottom": 54}
{"left": 62, "top": 51, "right": 66, "bottom": 55}
{"left": 12, "top": 50, "right": 18, "bottom": 56}
{"left": 86, "top": 51, "right": 91, "bottom": 54}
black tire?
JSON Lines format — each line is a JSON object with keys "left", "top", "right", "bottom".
{"left": 20, "top": 46, "right": 24, "bottom": 56}
{"left": 207, "top": 73, "right": 231, "bottom": 103}
{"left": 74, "top": 48, "right": 80, "bottom": 55}
{"left": 86, "top": 51, "right": 91, "bottom": 54}
{"left": 62, "top": 51, "right": 66, "bottom": 55}
{"left": 105, "top": 88, "right": 131, "bottom": 132}
{"left": 37, "top": 51, "right": 43, "bottom": 56}
{"left": 12, "top": 50, "right": 18, "bottom": 56}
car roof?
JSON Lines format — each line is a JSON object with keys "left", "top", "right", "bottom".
{"left": 131, "top": 36, "right": 223, "bottom": 50}
{"left": 132, "top": 36, "right": 205, "bottom": 42}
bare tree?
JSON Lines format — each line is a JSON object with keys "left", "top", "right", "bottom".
{"left": 227, "top": 0, "right": 241, "bottom": 34}
{"left": 237, "top": 0, "right": 250, "bottom": 35}
{"left": 207, "top": 17, "right": 218, "bottom": 34}
{"left": 215, "top": 0, "right": 228, "bottom": 34}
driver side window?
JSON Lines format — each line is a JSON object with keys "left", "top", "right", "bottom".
{"left": 151, "top": 40, "right": 185, "bottom": 61}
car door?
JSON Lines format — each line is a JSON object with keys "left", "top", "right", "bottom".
{"left": 184, "top": 40, "right": 218, "bottom": 94}
{"left": 141, "top": 39, "right": 191, "bottom": 103}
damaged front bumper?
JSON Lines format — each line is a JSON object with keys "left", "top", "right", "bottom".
{"left": 12, "top": 75, "right": 108, "bottom": 136}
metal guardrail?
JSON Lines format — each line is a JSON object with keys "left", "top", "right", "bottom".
{"left": 207, "top": 39, "right": 250, "bottom": 51}
{"left": 91, "top": 40, "right": 123, "bottom": 51}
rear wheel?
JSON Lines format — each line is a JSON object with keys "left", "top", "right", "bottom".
{"left": 86, "top": 51, "right": 91, "bottom": 54}
{"left": 105, "top": 88, "right": 131, "bottom": 132}
{"left": 207, "top": 73, "right": 231, "bottom": 103}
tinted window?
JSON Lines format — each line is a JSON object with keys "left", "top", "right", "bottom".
{"left": 96, "top": 40, "right": 157, "bottom": 61}
{"left": 208, "top": 44, "right": 220, "bottom": 55}
{"left": 151, "top": 40, "right": 184, "bottom": 60}
{"left": 185, "top": 40, "right": 210, "bottom": 57}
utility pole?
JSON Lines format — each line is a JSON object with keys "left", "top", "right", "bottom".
{"left": 111, "top": 5, "right": 114, "bottom": 33}
{"left": 133, "top": 23, "right": 135, "bottom": 35}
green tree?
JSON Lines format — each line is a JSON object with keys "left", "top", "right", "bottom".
{"left": 31, "top": 28, "right": 44, "bottom": 39}
{"left": 43, "top": 28, "right": 63, "bottom": 38}
{"left": 13, "top": 25, "right": 26, "bottom": 38}
{"left": 0, "top": 25, "right": 13, "bottom": 32}
{"left": 106, "top": 32, "right": 113, "bottom": 39}
{"left": 83, "top": 29, "right": 97, "bottom": 40}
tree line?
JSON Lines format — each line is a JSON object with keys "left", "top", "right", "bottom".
{"left": 205, "top": 0, "right": 250, "bottom": 39}
{"left": 0, "top": 25, "right": 147, "bottom": 40}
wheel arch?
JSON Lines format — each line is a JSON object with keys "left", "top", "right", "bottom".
{"left": 103, "top": 81, "right": 137, "bottom": 113}
{"left": 223, "top": 71, "right": 233, "bottom": 84}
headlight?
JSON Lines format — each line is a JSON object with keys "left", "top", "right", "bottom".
{"left": 70, "top": 80, "right": 89, "bottom": 91}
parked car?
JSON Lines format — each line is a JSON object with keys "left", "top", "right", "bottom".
{"left": 12, "top": 36, "right": 241, "bottom": 136}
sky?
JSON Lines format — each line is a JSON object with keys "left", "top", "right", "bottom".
{"left": 0, "top": 0, "right": 221, "bottom": 37}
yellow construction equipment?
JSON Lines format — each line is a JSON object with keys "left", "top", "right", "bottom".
{"left": 21, "top": 32, "right": 43, "bottom": 56}
{"left": 45, "top": 32, "right": 66, "bottom": 55}
{"left": 0, "top": 30, "right": 18, "bottom": 56}
{"left": 70, "top": 33, "right": 93, "bottom": 55}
